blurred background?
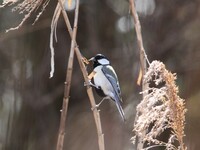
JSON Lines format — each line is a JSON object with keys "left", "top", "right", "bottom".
{"left": 0, "top": 0, "right": 199, "bottom": 149}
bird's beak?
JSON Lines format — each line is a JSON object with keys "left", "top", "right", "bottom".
{"left": 89, "top": 57, "right": 95, "bottom": 62}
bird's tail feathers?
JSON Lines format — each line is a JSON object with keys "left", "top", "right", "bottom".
{"left": 115, "top": 98, "right": 126, "bottom": 122}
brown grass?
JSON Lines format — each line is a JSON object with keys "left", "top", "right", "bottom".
{"left": 1, "top": 0, "right": 50, "bottom": 32}
{"left": 133, "top": 60, "right": 187, "bottom": 150}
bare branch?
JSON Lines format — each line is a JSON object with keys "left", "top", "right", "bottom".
{"left": 56, "top": 0, "right": 80, "bottom": 150}
{"left": 129, "top": 0, "right": 150, "bottom": 87}
{"left": 129, "top": 0, "right": 150, "bottom": 149}
{"left": 49, "top": 2, "right": 62, "bottom": 78}
{"left": 56, "top": 0, "right": 105, "bottom": 150}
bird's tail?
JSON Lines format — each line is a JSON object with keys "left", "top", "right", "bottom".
{"left": 115, "top": 98, "right": 126, "bottom": 122}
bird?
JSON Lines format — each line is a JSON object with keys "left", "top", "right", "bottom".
{"left": 87, "top": 54, "right": 125, "bottom": 121}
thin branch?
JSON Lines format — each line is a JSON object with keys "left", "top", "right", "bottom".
{"left": 57, "top": 0, "right": 105, "bottom": 150}
{"left": 129, "top": 0, "right": 150, "bottom": 149}
{"left": 49, "top": 2, "right": 62, "bottom": 78}
{"left": 56, "top": 0, "right": 80, "bottom": 150}
{"left": 129, "top": 0, "right": 150, "bottom": 81}
{"left": 75, "top": 49, "right": 105, "bottom": 150}
{"left": 0, "top": 18, "right": 51, "bottom": 42}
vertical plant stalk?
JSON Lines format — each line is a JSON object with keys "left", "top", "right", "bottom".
{"left": 56, "top": 0, "right": 80, "bottom": 150}
{"left": 57, "top": 0, "right": 105, "bottom": 150}
{"left": 129, "top": 0, "right": 149, "bottom": 149}
{"left": 129, "top": 0, "right": 149, "bottom": 89}
{"left": 75, "top": 47, "right": 105, "bottom": 150}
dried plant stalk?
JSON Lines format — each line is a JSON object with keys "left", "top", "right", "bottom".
{"left": 133, "top": 60, "right": 187, "bottom": 150}
{"left": 2, "top": 0, "right": 105, "bottom": 149}
{"left": 76, "top": 55, "right": 105, "bottom": 150}
{"left": 56, "top": 0, "right": 80, "bottom": 150}
{"left": 129, "top": 0, "right": 149, "bottom": 149}
{"left": 57, "top": 0, "right": 105, "bottom": 150}
{"left": 129, "top": 0, "right": 150, "bottom": 87}
{"left": 49, "top": 0, "right": 64, "bottom": 78}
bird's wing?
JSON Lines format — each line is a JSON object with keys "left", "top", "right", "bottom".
{"left": 101, "top": 65, "right": 122, "bottom": 102}
{"left": 102, "top": 65, "right": 125, "bottom": 121}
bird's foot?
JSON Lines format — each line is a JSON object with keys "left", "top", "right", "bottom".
{"left": 91, "top": 97, "right": 110, "bottom": 111}
{"left": 84, "top": 80, "right": 100, "bottom": 89}
{"left": 91, "top": 104, "right": 100, "bottom": 111}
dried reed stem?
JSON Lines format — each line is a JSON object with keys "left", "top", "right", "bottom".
{"left": 49, "top": 1, "right": 62, "bottom": 78}
{"left": 129, "top": 0, "right": 150, "bottom": 149}
{"left": 56, "top": 0, "right": 80, "bottom": 150}
{"left": 57, "top": 0, "right": 105, "bottom": 150}
{"left": 129, "top": 0, "right": 149, "bottom": 88}
{"left": 74, "top": 48, "right": 105, "bottom": 150}
{"left": 3, "top": 1, "right": 105, "bottom": 149}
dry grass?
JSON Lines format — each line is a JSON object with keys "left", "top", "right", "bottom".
{"left": 133, "top": 60, "right": 187, "bottom": 150}
{"left": 1, "top": 0, "right": 50, "bottom": 32}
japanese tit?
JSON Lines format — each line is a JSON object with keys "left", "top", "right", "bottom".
{"left": 89, "top": 54, "right": 125, "bottom": 121}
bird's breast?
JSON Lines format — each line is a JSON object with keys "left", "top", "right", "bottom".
{"left": 93, "top": 66, "right": 114, "bottom": 97}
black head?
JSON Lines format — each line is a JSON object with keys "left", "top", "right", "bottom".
{"left": 89, "top": 54, "right": 110, "bottom": 68}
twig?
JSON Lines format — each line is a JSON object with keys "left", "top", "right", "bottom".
{"left": 75, "top": 49, "right": 105, "bottom": 150}
{"left": 49, "top": 2, "right": 61, "bottom": 78}
{"left": 56, "top": 0, "right": 79, "bottom": 150}
{"left": 0, "top": 18, "right": 51, "bottom": 42}
{"left": 129, "top": 0, "right": 149, "bottom": 149}
{"left": 57, "top": 0, "right": 105, "bottom": 150}
{"left": 129, "top": 0, "right": 149, "bottom": 84}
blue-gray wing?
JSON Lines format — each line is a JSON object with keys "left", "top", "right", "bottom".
{"left": 102, "top": 65, "right": 125, "bottom": 121}
{"left": 101, "top": 65, "right": 122, "bottom": 102}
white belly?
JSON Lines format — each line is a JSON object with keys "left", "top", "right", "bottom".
{"left": 93, "top": 66, "right": 114, "bottom": 98}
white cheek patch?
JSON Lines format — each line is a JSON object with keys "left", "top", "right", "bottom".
{"left": 98, "top": 58, "right": 110, "bottom": 65}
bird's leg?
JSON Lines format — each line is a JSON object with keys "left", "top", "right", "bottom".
{"left": 96, "top": 97, "right": 108, "bottom": 107}
{"left": 84, "top": 71, "right": 98, "bottom": 88}
{"left": 91, "top": 96, "right": 110, "bottom": 110}
{"left": 84, "top": 80, "right": 100, "bottom": 89}
{"left": 88, "top": 71, "right": 96, "bottom": 80}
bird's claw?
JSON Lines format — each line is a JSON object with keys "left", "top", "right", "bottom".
{"left": 84, "top": 80, "right": 100, "bottom": 89}
{"left": 84, "top": 80, "right": 93, "bottom": 87}
{"left": 84, "top": 81, "right": 90, "bottom": 87}
{"left": 91, "top": 97, "right": 108, "bottom": 111}
{"left": 91, "top": 104, "right": 100, "bottom": 111}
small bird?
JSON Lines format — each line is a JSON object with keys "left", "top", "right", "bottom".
{"left": 88, "top": 54, "right": 125, "bottom": 121}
